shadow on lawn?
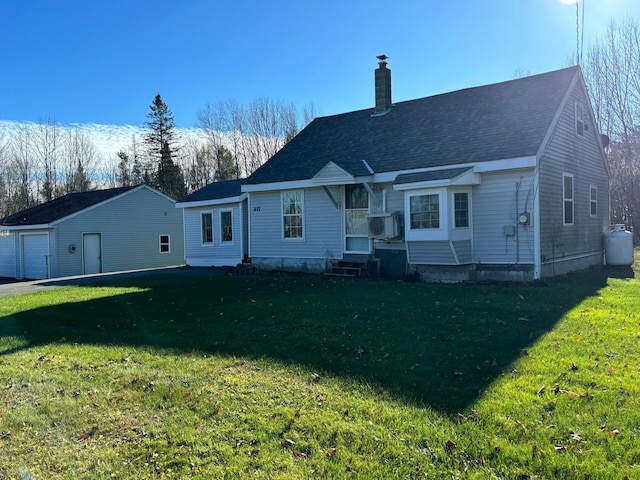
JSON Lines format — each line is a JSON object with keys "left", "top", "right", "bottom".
{"left": 0, "top": 267, "right": 616, "bottom": 414}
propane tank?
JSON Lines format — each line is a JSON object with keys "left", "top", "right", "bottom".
{"left": 605, "top": 225, "right": 634, "bottom": 266}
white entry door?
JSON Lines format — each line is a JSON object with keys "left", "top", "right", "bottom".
{"left": 22, "top": 234, "right": 49, "bottom": 279}
{"left": 83, "top": 233, "right": 102, "bottom": 275}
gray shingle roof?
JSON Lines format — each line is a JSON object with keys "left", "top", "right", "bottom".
{"left": 394, "top": 167, "right": 472, "bottom": 185}
{"left": 246, "top": 66, "right": 579, "bottom": 185}
{"left": 1, "top": 185, "right": 139, "bottom": 226}
{"left": 177, "top": 178, "right": 247, "bottom": 204}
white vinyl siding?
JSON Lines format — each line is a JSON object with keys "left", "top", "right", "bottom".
{"left": 538, "top": 83, "right": 609, "bottom": 275}
{"left": 249, "top": 187, "right": 343, "bottom": 261}
{"left": 472, "top": 170, "right": 535, "bottom": 265}
{"left": 183, "top": 201, "right": 245, "bottom": 267}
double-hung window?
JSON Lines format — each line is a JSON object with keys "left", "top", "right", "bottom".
{"left": 590, "top": 186, "right": 597, "bottom": 217}
{"left": 576, "top": 103, "right": 587, "bottom": 136}
{"left": 563, "top": 173, "right": 574, "bottom": 225}
{"left": 453, "top": 192, "right": 469, "bottom": 228}
{"left": 282, "top": 190, "right": 304, "bottom": 239}
{"left": 220, "top": 210, "right": 233, "bottom": 243}
{"left": 202, "top": 212, "right": 213, "bottom": 244}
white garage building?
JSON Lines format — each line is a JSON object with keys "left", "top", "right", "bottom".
{"left": 0, "top": 185, "right": 184, "bottom": 280}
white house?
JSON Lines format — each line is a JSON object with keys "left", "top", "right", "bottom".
{"left": 237, "top": 60, "right": 610, "bottom": 282}
{"left": 0, "top": 184, "right": 184, "bottom": 279}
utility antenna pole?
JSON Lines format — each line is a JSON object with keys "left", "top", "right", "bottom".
{"left": 576, "top": 0, "right": 586, "bottom": 65}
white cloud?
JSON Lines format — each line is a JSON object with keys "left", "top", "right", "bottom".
{"left": 0, "top": 120, "right": 205, "bottom": 160}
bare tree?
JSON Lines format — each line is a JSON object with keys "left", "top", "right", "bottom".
{"left": 196, "top": 97, "right": 308, "bottom": 180}
{"left": 4, "top": 126, "right": 37, "bottom": 215}
{"left": 29, "top": 118, "right": 63, "bottom": 202}
{"left": 583, "top": 17, "right": 640, "bottom": 241}
{"left": 62, "top": 128, "right": 100, "bottom": 193}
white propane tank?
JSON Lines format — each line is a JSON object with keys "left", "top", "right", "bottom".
{"left": 605, "top": 225, "right": 634, "bottom": 266}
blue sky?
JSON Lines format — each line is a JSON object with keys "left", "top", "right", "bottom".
{"left": 1, "top": 0, "right": 638, "bottom": 128}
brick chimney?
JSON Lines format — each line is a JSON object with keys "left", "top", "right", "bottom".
{"left": 374, "top": 55, "right": 392, "bottom": 114}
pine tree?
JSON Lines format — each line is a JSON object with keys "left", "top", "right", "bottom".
{"left": 144, "top": 94, "right": 186, "bottom": 199}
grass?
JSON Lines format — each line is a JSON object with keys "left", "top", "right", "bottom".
{"left": 0, "top": 260, "right": 639, "bottom": 479}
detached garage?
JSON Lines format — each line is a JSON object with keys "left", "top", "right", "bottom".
{"left": 0, "top": 185, "right": 184, "bottom": 280}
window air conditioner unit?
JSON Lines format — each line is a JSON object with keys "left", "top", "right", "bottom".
{"left": 366, "top": 212, "right": 401, "bottom": 240}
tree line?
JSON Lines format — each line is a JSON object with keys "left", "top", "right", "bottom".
{"left": 0, "top": 96, "right": 314, "bottom": 217}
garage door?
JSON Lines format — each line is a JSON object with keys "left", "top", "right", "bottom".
{"left": 22, "top": 234, "right": 49, "bottom": 279}
{"left": 0, "top": 235, "right": 16, "bottom": 278}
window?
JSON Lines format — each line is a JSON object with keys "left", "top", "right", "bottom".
{"left": 202, "top": 212, "right": 213, "bottom": 244}
{"left": 410, "top": 194, "right": 440, "bottom": 229}
{"left": 576, "top": 103, "right": 588, "bottom": 136}
{"left": 220, "top": 210, "right": 233, "bottom": 243}
{"left": 454, "top": 192, "right": 469, "bottom": 228}
{"left": 159, "top": 235, "right": 170, "bottom": 253}
{"left": 563, "top": 173, "right": 574, "bottom": 225}
{"left": 590, "top": 186, "right": 597, "bottom": 217}
{"left": 282, "top": 190, "right": 304, "bottom": 239}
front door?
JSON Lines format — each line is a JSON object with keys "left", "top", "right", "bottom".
{"left": 345, "top": 184, "right": 370, "bottom": 253}
{"left": 83, "top": 233, "right": 102, "bottom": 275}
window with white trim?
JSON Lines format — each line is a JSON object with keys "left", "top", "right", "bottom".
{"left": 453, "top": 192, "right": 469, "bottom": 228}
{"left": 202, "top": 212, "right": 213, "bottom": 244}
{"left": 410, "top": 193, "right": 440, "bottom": 229}
{"left": 590, "top": 185, "right": 597, "bottom": 217}
{"left": 576, "top": 103, "right": 588, "bottom": 136}
{"left": 563, "top": 173, "right": 574, "bottom": 225}
{"left": 159, "top": 235, "right": 170, "bottom": 253}
{"left": 282, "top": 190, "right": 304, "bottom": 239}
{"left": 220, "top": 210, "right": 233, "bottom": 243}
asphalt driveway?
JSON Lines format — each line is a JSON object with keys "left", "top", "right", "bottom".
{"left": 0, "top": 266, "right": 228, "bottom": 298}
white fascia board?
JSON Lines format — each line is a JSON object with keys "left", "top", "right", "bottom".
{"left": 6, "top": 224, "right": 53, "bottom": 231}
{"left": 394, "top": 179, "right": 452, "bottom": 191}
{"left": 175, "top": 193, "right": 247, "bottom": 209}
{"left": 377, "top": 157, "right": 537, "bottom": 184}
{"left": 242, "top": 179, "right": 319, "bottom": 192}
{"left": 464, "top": 156, "right": 537, "bottom": 172}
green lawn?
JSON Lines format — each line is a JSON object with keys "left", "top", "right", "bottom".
{"left": 0, "top": 261, "right": 638, "bottom": 479}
